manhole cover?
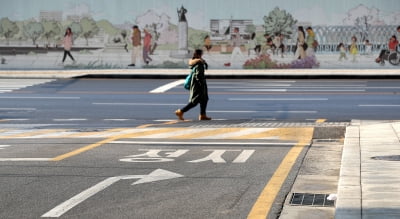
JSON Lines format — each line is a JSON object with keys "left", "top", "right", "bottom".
{"left": 371, "top": 155, "right": 400, "bottom": 161}
{"left": 289, "top": 193, "right": 335, "bottom": 207}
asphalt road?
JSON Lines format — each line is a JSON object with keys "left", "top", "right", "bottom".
{"left": 0, "top": 78, "right": 398, "bottom": 218}
{"left": 1, "top": 78, "right": 400, "bottom": 128}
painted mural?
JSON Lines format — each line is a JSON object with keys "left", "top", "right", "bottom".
{"left": 0, "top": 0, "right": 399, "bottom": 70}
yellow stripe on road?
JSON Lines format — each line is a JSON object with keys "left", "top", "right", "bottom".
{"left": 247, "top": 127, "right": 314, "bottom": 219}
{"left": 51, "top": 128, "right": 179, "bottom": 161}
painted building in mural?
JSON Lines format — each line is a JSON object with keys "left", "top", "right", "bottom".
{"left": 0, "top": 0, "right": 399, "bottom": 69}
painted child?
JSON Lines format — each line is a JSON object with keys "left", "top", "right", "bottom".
{"left": 350, "top": 36, "right": 358, "bottom": 62}
{"left": 338, "top": 43, "right": 347, "bottom": 61}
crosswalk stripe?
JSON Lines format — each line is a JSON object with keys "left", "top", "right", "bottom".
{"left": 0, "top": 79, "right": 55, "bottom": 93}
{"left": 0, "top": 129, "right": 66, "bottom": 139}
{"left": 0, "top": 127, "right": 313, "bottom": 141}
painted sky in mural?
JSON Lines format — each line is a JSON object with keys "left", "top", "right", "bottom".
{"left": 1, "top": 0, "right": 399, "bottom": 29}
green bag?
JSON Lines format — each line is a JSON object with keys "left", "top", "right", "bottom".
{"left": 184, "top": 66, "right": 196, "bottom": 90}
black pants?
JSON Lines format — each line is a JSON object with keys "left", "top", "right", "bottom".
{"left": 62, "top": 50, "right": 75, "bottom": 62}
{"left": 181, "top": 100, "right": 208, "bottom": 115}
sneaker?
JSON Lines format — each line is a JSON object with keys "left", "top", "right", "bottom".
{"left": 128, "top": 64, "right": 135, "bottom": 67}
{"left": 224, "top": 62, "right": 231, "bottom": 67}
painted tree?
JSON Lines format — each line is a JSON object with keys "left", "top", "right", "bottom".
{"left": 42, "top": 21, "right": 60, "bottom": 45}
{"left": 70, "top": 22, "right": 82, "bottom": 41}
{"left": 0, "top": 18, "right": 19, "bottom": 45}
{"left": 80, "top": 17, "right": 99, "bottom": 46}
{"left": 24, "top": 21, "right": 44, "bottom": 45}
{"left": 263, "top": 7, "right": 297, "bottom": 38}
{"left": 245, "top": 24, "right": 256, "bottom": 35}
{"left": 355, "top": 15, "right": 372, "bottom": 42}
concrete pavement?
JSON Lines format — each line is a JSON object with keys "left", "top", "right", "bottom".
{"left": 336, "top": 120, "right": 400, "bottom": 219}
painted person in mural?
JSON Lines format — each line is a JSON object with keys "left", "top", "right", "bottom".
{"left": 246, "top": 32, "right": 260, "bottom": 56}
{"left": 262, "top": 33, "right": 275, "bottom": 55}
{"left": 175, "top": 49, "right": 211, "bottom": 121}
{"left": 129, "top": 25, "right": 141, "bottom": 67}
{"left": 224, "top": 27, "right": 245, "bottom": 67}
{"left": 295, "top": 26, "right": 306, "bottom": 59}
{"left": 62, "top": 27, "right": 76, "bottom": 65}
{"left": 306, "top": 27, "right": 316, "bottom": 56}
{"left": 204, "top": 35, "right": 212, "bottom": 53}
{"left": 338, "top": 43, "right": 348, "bottom": 61}
{"left": 143, "top": 29, "right": 153, "bottom": 65}
{"left": 350, "top": 36, "right": 358, "bottom": 62}
{"left": 397, "top": 26, "right": 400, "bottom": 50}
{"left": 274, "top": 33, "right": 285, "bottom": 58}
{"left": 375, "top": 35, "right": 398, "bottom": 65}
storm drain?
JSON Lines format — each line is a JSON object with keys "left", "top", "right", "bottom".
{"left": 289, "top": 193, "right": 335, "bottom": 207}
{"left": 371, "top": 155, "right": 400, "bottom": 161}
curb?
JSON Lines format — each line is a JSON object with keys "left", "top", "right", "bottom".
{"left": 335, "top": 120, "right": 362, "bottom": 219}
{"left": 0, "top": 69, "right": 400, "bottom": 79}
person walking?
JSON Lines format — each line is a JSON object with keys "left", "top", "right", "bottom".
{"left": 142, "top": 28, "right": 152, "bottom": 65}
{"left": 175, "top": 49, "right": 211, "bottom": 121}
{"left": 62, "top": 27, "right": 76, "bottom": 64}
{"left": 129, "top": 25, "right": 141, "bottom": 67}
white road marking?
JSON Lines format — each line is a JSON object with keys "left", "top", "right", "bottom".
{"left": 232, "top": 150, "right": 255, "bottom": 163}
{"left": 209, "top": 110, "right": 317, "bottom": 114}
{"left": 359, "top": 105, "right": 400, "bottom": 107}
{"left": 103, "top": 119, "right": 132, "bottom": 121}
{"left": 0, "top": 158, "right": 51, "bottom": 161}
{"left": 111, "top": 141, "right": 294, "bottom": 146}
{"left": 228, "top": 98, "right": 328, "bottom": 101}
{"left": 0, "top": 145, "right": 10, "bottom": 149}
{"left": 92, "top": 103, "right": 182, "bottom": 106}
{"left": 149, "top": 80, "right": 185, "bottom": 93}
{"left": 0, "top": 108, "right": 36, "bottom": 111}
{"left": 230, "top": 89, "right": 365, "bottom": 92}
{"left": 41, "top": 169, "right": 183, "bottom": 218}
{"left": 53, "top": 118, "right": 87, "bottom": 121}
{"left": 0, "top": 79, "right": 55, "bottom": 93}
{"left": 0, "top": 96, "right": 80, "bottom": 99}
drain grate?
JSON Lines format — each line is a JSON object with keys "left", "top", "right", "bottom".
{"left": 371, "top": 155, "right": 400, "bottom": 161}
{"left": 289, "top": 193, "right": 335, "bottom": 207}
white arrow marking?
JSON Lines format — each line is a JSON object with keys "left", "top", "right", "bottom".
{"left": 41, "top": 169, "right": 183, "bottom": 218}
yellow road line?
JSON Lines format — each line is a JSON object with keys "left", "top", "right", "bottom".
{"left": 51, "top": 128, "right": 179, "bottom": 161}
{"left": 171, "top": 128, "right": 245, "bottom": 139}
{"left": 247, "top": 128, "right": 314, "bottom": 219}
{"left": 0, "top": 129, "right": 66, "bottom": 139}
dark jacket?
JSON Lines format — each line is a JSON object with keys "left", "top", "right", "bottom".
{"left": 189, "top": 61, "right": 208, "bottom": 104}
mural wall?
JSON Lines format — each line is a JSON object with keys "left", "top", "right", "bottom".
{"left": 0, "top": 0, "right": 399, "bottom": 70}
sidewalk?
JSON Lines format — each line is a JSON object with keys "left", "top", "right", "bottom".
{"left": 336, "top": 120, "right": 400, "bottom": 219}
